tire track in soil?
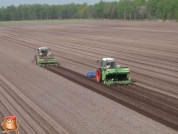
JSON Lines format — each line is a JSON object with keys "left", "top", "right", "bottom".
{"left": 45, "top": 66, "right": 178, "bottom": 131}
{"left": 1, "top": 26, "right": 178, "bottom": 83}
{"left": 0, "top": 76, "right": 69, "bottom": 134}
{"left": 0, "top": 31, "right": 178, "bottom": 94}
{"left": 2, "top": 26, "right": 178, "bottom": 64}
{"left": 0, "top": 23, "right": 176, "bottom": 132}
{"left": 1, "top": 26, "right": 178, "bottom": 79}
{"left": 0, "top": 33, "right": 178, "bottom": 97}
{"left": 0, "top": 32, "right": 177, "bottom": 88}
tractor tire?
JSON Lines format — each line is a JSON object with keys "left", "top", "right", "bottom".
{"left": 96, "top": 68, "right": 102, "bottom": 82}
{"left": 34, "top": 56, "right": 37, "bottom": 65}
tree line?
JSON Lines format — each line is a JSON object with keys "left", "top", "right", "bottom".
{"left": 0, "top": 0, "right": 178, "bottom": 21}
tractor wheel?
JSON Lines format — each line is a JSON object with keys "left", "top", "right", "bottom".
{"left": 34, "top": 56, "right": 37, "bottom": 65}
{"left": 96, "top": 68, "right": 102, "bottom": 82}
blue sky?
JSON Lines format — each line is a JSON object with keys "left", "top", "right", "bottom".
{"left": 1, "top": 0, "right": 118, "bottom": 7}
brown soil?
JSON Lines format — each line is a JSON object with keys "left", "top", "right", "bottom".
{"left": 0, "top": 20, "right": 178, "bottom": 134}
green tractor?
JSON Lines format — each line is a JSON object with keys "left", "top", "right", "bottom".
{"left": 33, "top": 47, "right": 59, "bottom": 67}
{"left": 96, "top": 58, "right": 131, "bottom": 86}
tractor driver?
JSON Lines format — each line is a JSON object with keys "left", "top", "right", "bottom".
{"left": 41, "top": 49, "right": 48, "bottom": 54}
{"left": 40, "top": 49, "right": 48, "bottom": 57}
{"left": 111, "top": 62, "right": 115, "bottom": 68}
{"left": 106, "top": 61, "right": 115, "bottom": 68}
{"left": 106, "top": 62, "right": 111, "bottom": 68}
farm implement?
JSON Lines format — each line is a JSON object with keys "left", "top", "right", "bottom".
{"left": 33, "top": 47, "right": 59, "bottom": 67}
{"left": 87, "top": 58, "right": 132, "bottom": 86}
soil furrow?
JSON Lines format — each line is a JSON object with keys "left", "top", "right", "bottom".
{"left": 45, "top": 66, "right": 178, "bottom": 131}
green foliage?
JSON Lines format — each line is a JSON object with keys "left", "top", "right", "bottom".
{"left": 0, "top": 0, "right": 177, "bottom": 21}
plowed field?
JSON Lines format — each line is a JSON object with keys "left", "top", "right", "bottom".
{"left": 0, "top": 20, "right": 178, "bottom": 134}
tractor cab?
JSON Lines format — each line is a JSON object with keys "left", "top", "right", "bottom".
{"left": 38, "top": 47, "right": 50, "bottom": 57}
{"left": 98, "top": 58, "right": 118, "bottom": 69}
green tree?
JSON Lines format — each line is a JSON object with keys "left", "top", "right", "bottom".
{"left": 0, "top": 0, "right": 177, "bottom": 21}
